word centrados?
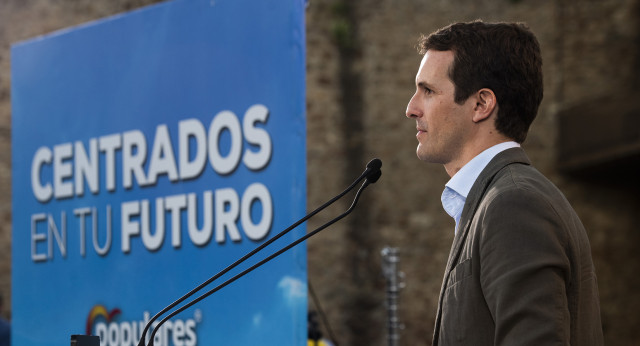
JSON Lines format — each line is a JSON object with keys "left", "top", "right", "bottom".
{"left": 31, "top": 104, "right": 272, "bottom": 202}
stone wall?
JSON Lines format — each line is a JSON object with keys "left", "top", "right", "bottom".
{"left": 307, "top": 0, "right": 640, "bottom": 345}
{"left": 1, "top": 0, "right": 639, "bottom": 345}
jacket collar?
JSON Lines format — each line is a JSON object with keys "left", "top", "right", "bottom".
{"left": 447, "top": 147, "right": 531, "bottom": 271}
{"left": 432, "top": 147, "right": 531, "bottom": 345}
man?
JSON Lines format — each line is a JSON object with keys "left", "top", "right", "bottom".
{"left": 405, "top": 21, "right": 603, "bottom": 345}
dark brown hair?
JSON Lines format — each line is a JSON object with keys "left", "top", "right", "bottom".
{"left": 418, "top": 20, "right": 543, "bottom": 143}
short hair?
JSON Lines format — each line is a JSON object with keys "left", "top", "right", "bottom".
{"left": 418, "top": 20, "right": 543, "bottom": 143}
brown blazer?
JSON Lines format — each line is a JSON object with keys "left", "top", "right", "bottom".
{"left": 432, "top": 148, "right": 603, "bottom": 345}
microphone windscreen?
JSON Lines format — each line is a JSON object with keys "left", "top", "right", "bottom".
{"left": 367, "top": 158, "right": 382, "bottom": 170}
{"left": 366, "top": 169, "right": 382, "bottom": 184}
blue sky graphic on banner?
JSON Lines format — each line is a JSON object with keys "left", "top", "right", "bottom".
{"left": 11, "top": 0, "right": 307, "bottom": 344}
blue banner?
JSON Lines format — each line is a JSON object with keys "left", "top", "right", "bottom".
{"left": 11, "top": 0, "right": 307, "bottom": 345}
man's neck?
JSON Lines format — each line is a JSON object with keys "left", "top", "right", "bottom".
{"left": 443, "top": 137, "right": 514, "bottom": 178}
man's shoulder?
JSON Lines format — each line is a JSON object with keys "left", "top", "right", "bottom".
{"left": 483, "top": 162, "right": 578, "bottom": 222}
{"left": 503, "top": 162, "right": 561, "bottom": 193}
{"left": 468, "top": 147, "right": 578, "bottom": 224}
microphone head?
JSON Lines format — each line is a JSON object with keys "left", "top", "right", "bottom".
{"left": 366, "top": 168, "right": 382, "bottom": 184}
{"left": 366, "top": 158, "right": 382, "bottom": 170}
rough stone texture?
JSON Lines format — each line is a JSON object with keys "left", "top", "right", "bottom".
{"left": 1, "top": 0, "right": 639, "bottom": 345}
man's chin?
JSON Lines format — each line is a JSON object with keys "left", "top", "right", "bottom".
{"left": 416, "top": 148, "right": 444, "bottom": 164}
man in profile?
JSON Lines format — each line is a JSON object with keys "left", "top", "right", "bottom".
{"left": 405, "top": 21, "right": 603, "bottom": 345}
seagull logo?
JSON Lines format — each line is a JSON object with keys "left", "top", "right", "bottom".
{"left": 86, "top": 305, "right": 121, "bottom": 335}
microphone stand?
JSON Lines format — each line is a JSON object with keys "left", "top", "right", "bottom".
{"left": 147, "top": 171, "right": 380, "bottom": 345}
{"left": 138, "top": 159, "right": 381, "bottom": 345}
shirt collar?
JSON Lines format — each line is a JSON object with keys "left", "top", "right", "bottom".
{"left": 441, "top": 186, "right": 465, "bottom": 226}
{"left": 441, "top": 141, "right": 520, "bottom": 233}
{"left": 445, "top": 141, "right": 521, "bottom": 198}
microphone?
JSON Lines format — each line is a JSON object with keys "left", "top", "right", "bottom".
{"left": 364, "top": 158, "right": 381, "bottom": 185}
{"left": 366, "top": 157, "right": 382, "bottom": 170}
{"left": 146, "top": 160, "right": 382, "bottom": 345}
{"left": 366, "top": 165, "right": 382, "bottom": 184}
{"left": 138, "top": 159, "right": 382, "bottom": 345}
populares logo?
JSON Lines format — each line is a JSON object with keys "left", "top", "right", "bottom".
{"left": 86, "top": 305, "right": 201, "bottom": 346}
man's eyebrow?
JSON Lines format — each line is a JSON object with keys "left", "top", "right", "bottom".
{"left": 417, "top": 81, "right": 434, "bottom": 90}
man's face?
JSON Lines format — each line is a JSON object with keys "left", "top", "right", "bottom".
{"left": 406, "top": 50, "right": 475, "bottom": 166}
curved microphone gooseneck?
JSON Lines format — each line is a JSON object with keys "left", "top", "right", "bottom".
{"left": 147, "top": 166, "right": 381, "bottom": 345}
{"left": 138, "top": 159, "right": 382, "bottom": 345}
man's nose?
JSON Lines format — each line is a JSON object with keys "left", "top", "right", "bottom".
{"left": 406, "top": 94, "right": 421, "bottom": 118}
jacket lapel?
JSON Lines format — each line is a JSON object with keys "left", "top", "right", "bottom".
{"left": 432, "top": 147, "right": 531, "bottom": 345}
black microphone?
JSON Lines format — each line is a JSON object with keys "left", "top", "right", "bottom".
{"left": 366, "top": 157, "right": 382, "bottom": 171}
{"left": 365, "top": 164, "right": 382, "bottom": 184}
{"left": 138, "top": 159, "right": 382, "bottom": 345}
{"left": 146, "top": 160, "right": 382, "bottom": 345}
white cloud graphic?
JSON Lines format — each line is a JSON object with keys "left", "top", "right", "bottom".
{"left": 252, "top": 312, "right": 263, "bottom": 327}
{"left": 277, "top": 276, "right": 306, "bottom": 306}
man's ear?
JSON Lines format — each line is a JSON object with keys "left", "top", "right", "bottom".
{"left": 472, "top": 88, "right": 497, "bottom": 123}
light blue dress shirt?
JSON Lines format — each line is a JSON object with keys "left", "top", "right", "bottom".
{"left": 441, "top": 141, "right": 521, "bottom": 233}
